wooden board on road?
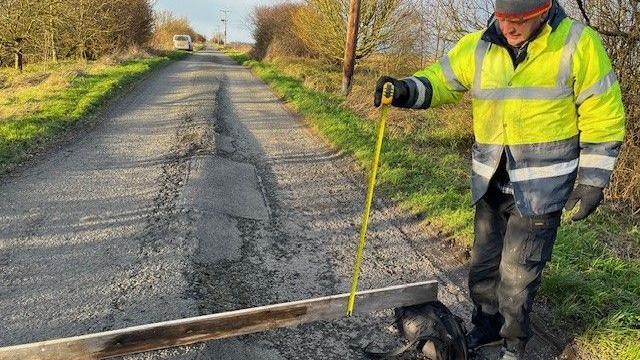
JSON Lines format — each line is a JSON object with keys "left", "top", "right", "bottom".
{"left": 0, "top": 281, "right": 438, "bottom": 360}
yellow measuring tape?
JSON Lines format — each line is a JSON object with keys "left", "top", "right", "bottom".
{"left": 346, "top": 82, "right": 394, "bottom": 316}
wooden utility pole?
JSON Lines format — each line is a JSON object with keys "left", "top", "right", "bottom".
{"left": 342, "top": 0, "right": 361, "bottom": 96}
{"left": 220, "top": 10, "right": 229, "bottom": 45}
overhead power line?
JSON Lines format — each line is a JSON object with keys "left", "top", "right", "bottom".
{"left": 220, "top": 9, "right": 229, "bottom": 44}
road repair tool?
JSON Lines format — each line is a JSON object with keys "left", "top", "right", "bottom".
{"left": 0, "top": 281, "right": 437, "bottom": 359}
{"left": 346, "top": 82, "right": 394, "bottom": 316}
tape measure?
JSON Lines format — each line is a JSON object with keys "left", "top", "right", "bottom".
{"left": 346, "top": 82, "right": 394, "bottom": 316}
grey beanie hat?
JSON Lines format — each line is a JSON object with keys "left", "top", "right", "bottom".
{"left": 495, "top": 0, "right": 552, "bottom": 20}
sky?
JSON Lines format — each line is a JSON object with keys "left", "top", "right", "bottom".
{"left": 154, "top": 0, "right": 289, "bottom": 43}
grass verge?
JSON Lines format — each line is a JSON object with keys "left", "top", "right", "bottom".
{"left": 0, "top": 50, "right": 190, "bottom": 174}
{"left": 224, "top": 48, "right": 640, "bottom": 359}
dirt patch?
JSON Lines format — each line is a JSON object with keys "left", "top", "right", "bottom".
{"left": 0, "top": 74, "right": 9, "bottom": 89}
{"left": 601, "top": 231, "right": 640, "bottom": 259}
{"left": 13, "top": 72, "right": 51, "bottom": 88}
{"left": 99, "top": 46, "right": 152, "bottom": 65}
{"left": 595, "top": 206, "right": 640, "bottom": 259}
{"left": 558, "top": 339, "right": 595, "bottom": 360}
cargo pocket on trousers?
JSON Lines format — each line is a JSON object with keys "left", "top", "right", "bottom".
{"left": 521, "top": 214, "right": 561, "bottom": 264}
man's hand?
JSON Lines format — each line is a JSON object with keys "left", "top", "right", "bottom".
{"left": 564, "top": 184, "right": 604, "bottom": 221}
{"left": 373, "top": 76, "right": 409, "bottom": 107}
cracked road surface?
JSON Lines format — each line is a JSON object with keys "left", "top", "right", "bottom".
{"left": 0, "top": 50, "right": 561, "bottom": 359}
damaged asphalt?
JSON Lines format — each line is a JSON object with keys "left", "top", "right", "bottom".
{"left": 0, "top": 49, "right": 561, "bottom": 359}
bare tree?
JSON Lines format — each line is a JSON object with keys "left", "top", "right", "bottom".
{"left": 0, "top": 0, "right": 48, "bottom": 70}
{"left": 294, "top": 0, "right": 412, "bottom": 62}
{"left": 0, "top": 0, "right": 155, "bottom": 67}
{"left": 397, "top": 0, "right": 492, "bottom": 70}
{"left": 437, "top": 0, "right": 493, "bottom": 41}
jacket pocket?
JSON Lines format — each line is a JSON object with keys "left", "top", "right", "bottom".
{"left": 521, "top": 213, "right": 561, "bottom": 264}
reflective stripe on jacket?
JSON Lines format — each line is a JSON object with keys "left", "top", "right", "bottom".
{"left": 401, "top": 14, "right": 625, "bottom": 216}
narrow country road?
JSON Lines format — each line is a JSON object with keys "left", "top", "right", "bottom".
{"left": 0, "top": 49, "right": 561, "bottom": 359}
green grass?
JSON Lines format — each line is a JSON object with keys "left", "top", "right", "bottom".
{"left": 544, "top": 214, "right": 640, "bottom": 358}
{"left": 224, "top": 49, "right": 640, "bottom": 359}
{"left": 0, "top": 50, "right": 189, "bottom": 174}
{"left": 222, "top": 48, "right": 250, "bottom": 64}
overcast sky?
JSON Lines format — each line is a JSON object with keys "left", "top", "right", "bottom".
{"left": 154, "top": 0, "right": 290, "bottom": 43}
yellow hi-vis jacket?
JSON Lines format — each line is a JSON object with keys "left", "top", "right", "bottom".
{"left": 401, "top": 11, "right": 625, "bottom": 216}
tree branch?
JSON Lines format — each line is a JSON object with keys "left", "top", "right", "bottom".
{"left": 576, "top": 0, "right": 591, "bottom": 25}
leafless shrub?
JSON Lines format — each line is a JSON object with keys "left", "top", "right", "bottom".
{"left": 567, "top": 0, "right": 640, "bottom": 212}
{"left": 249, "top": 3, "right": 311, "bottom": 60}
{"left": 0, "top": 0, "right": 154, "bottom": 66}
{"left": 211, "top": 32, "right": 224, "bottom": 45}
{"left": 389, "top": 0, "right": 486, "bottom": 69}
{"left": 293, "top": 0, "right": 412, "bottom": 63}
{"left": 150, "top": 10, "right": 204, "bottom": 51}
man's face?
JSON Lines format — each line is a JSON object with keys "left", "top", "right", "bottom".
{"left": 497, "top": 12, "right": 548, "bottom": 47}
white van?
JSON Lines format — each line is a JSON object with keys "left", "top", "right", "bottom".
{"left": 173, "top": 35, "right": 193, "bottom": 51}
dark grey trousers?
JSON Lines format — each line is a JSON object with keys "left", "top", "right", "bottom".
{"left": 469, "top": 186, "right": 561, "bottom": 349}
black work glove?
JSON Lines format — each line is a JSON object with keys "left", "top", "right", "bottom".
{"left": 564, "top": 184, "right": 604, "bottom": 221}
{"left": 373, "top": 76, "right": 410, "bottom": 108}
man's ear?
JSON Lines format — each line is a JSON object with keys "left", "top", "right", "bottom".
{"left": 538, "top": 11, "right": 550, "bottom": 25}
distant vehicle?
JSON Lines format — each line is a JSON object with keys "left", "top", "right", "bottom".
{"left": 173, "top": 35, "right": 193, "bottom": 51}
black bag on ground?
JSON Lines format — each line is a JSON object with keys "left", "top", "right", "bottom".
{"left": 364, "top": 301, "right": 469, "bottom": 360}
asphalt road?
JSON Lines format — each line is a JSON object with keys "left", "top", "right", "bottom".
{"left": 0, "top": 49, "right": 562, "bottom": 359}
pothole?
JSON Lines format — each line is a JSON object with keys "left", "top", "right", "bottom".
{"left": 104, "top": 111, "right": 215, "bottom": 331}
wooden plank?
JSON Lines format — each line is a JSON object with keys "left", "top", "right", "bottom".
{"left": 0, "top": 281, "right": 437, "bottom": 360}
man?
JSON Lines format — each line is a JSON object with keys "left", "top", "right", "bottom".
{"left": 373, "top": 0, "right": 625, "bottom": 359}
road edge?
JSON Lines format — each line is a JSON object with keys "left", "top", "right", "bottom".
{"left": 0, "top": 51, "right": 191, "bottom": 181}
